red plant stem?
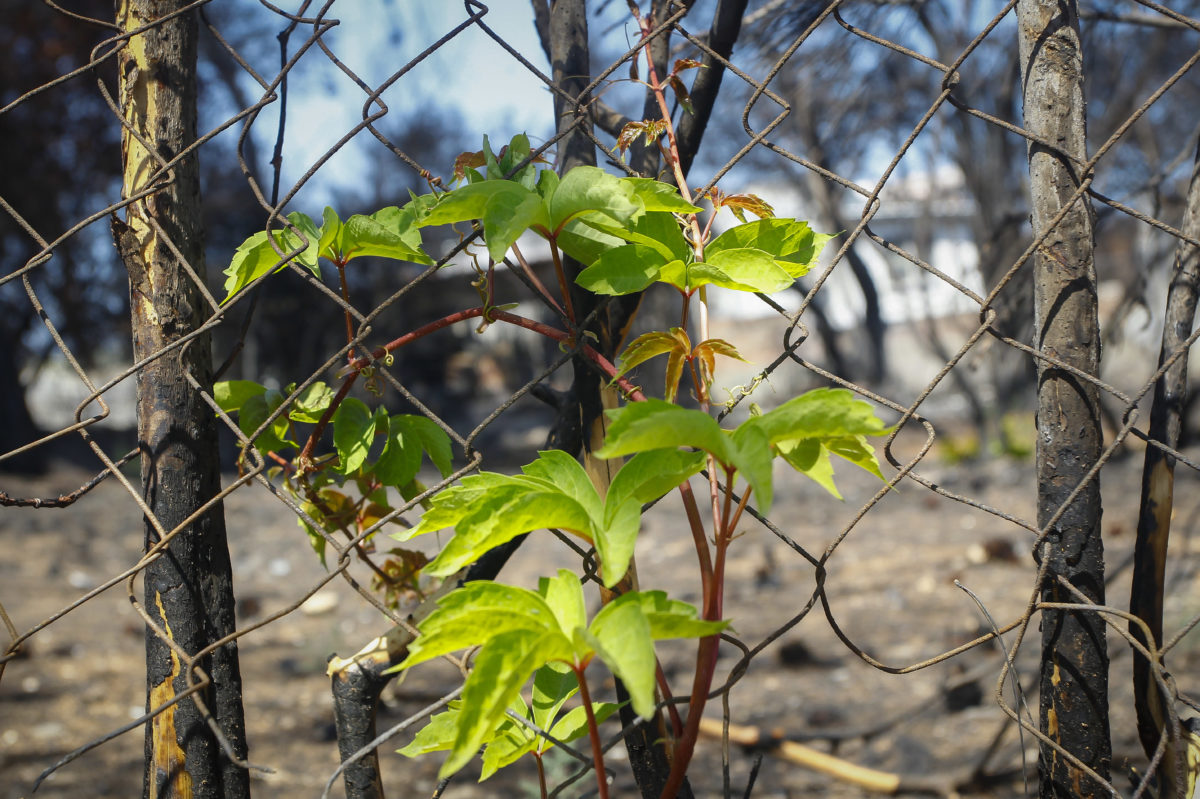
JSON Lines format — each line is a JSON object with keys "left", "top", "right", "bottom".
{"left": 535, "top": 754, "right": 549, "bottom": 799}
{"left": 548, "top": 240, "right": 577, "bottom": 324}
{"left": 309, "top": 307, "right": 645, "bottom": 475}
{"left": 676, "top": 481, "right": 713, "bottom": 602}
{"left": 509, "top": 243, "right": 565, "bottom": 317}
{"left": 660, "top": 634, "right": 720, "bottom": 799}
{"left": 574, "top": 663, "right": 610, "bottom": 799}
{"left": 335, "top": 260, "right": 355, "bottom": 362}
{"left": 296, "top": 370, "right": 358, "bottom": 473}
{"left": 338, "top": 307, "right": 643, "bottom": 400}
{"left": 656, "top": 660, "right": 685, "bottom": 738}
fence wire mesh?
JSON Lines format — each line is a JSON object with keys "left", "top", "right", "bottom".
{"left": 3, "top": 1, "right": 1200, "bottom": 797}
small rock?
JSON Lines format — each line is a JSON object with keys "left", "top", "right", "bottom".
{"left": 301, "top": 590, "right": 338, "bottom": 616}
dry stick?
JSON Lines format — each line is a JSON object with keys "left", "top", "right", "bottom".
{"left": 1130, "top": 135, "right": 1200, "bottom": 798}
{"left": 0, "top": 448, "right": 137, "bottom": 508}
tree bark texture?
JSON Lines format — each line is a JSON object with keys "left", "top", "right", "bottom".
{"left": 114, "top": 3, "right": 249, "bottom": 798}
{"left": 1130, "top": 139, "right": 1200, "bottom": 797}
{"left": 1016, "top": 2, "right": 1111, "bottom": 797}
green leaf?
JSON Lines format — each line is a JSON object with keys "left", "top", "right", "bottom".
{"left": 737, "top": 387, "right": 891, "bottom": 442}
{"left": 706, "top": 218, "right": 834, "bottom": 278}
{"left": 623, "top": 590, "right": 729, "bottom": 640}
{"left": 587, "top": 592, "right": 726, "bottom": 719}
{"left": 548, "top": 166, "right": 641, "bottom": 231}
{"left": 593, "top": 497, "right": 641, "bottom": 589}
{"left": 596, "top": 400, "right": 777, "bottom": 514}
{"left": 221, "top": 212, "right": 321, "bottom": 301}
{"left": 375, "top": 415, "right": 453, "bottom": 487}
{"left": 479, "top": 711, "right": 536, "bottom": 780}
{"left": 340, "top": 213, "right": 431, "bottom": 264}
{"left": 370, "top": 205, "right": 425, "bottom": 253}
{"left": 287, "top": 381, "right": 334, "bottom": 423}
{"left": 402, "top": 190, "right": 441, "bottom": 228}
{"left": 581, "top": 211, "right": 691, "bottom": 263}
{"left": 623, "top": 178, "right": 702, "bottom": 213}
{"left": 396, "top": 582, "right": 566, "bottom": 671}
{"left": 296, "top": 501, "right": 328, "bottom": 566}
{"left": 237, "top": 389, "right": 293, "bottom": 454}
{"left": 405, "top": 415, "right": 454, "bottom": 477}
{"left": 605, "top": 449, "right": 706, "bottom": 512}
{"left": 735, "top": 388, "right": 891, "bottom": 499}
{"left": 545, "top": 701, "right": 619, "bottom": 752}
{"left": 691, "top": 248, "right": 794, "bottom": 293}
{"left": 575, "top": 244, "right": 671, "bottom": 295}
{"left": 398, "top": 702, "right": 463, "bottom": 758}
{"left": 481, "top": 187, "right": 547, "bottom": 261}
{"left": 586, "top": 598, "right": 656, "bottom": 719}
{"left": 493, "top": 132, "right": 539, "bottom": 188}
{"left": 422, "top": 487, "right": 595, "bottom": 576}
{"left": 424, "top": 181, "right": 533, "bottom": 228}
{"left": 442, "top": 630, "right": 570, "bottom": 778}
{"left": 539, "top": 569, "right": 587, "bottom": 641}
{"left": 521, "top": 451, "right": 602, "bottom": 521}
{"left": 531, "top": 661, "right": 579, "bottom": 733}
{"left": 318, "top": 206, "right": 342, "bottom": 261}
{"left": 775, "top": 437, "right": 840, "bottom": 499}
{"left": 594, "top": 399, "right": 735, "bottom": 466}
{"left": 332, "top": 397, "right": 377, "bottom": 475}
{"left": 398, "top": 450, "right": 604, "bottom": 576}
{"left": 374, "top": 419, "right": 421, "bottom": 488}
{"left": 555, "top": 216, "right": 627, "bottom": 265}
{"left": 213, "top": 380, "right": 266, "bottom": 413}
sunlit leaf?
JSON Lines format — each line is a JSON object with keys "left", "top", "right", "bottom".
{"left": 213, "top": 380, "right": 266, "bottom": 413}
{"left": 706, "top": 218, "right": 833, "bottom": 278}
{"left": 396, "top": 582, "right": 567, "bottom": 671}
{"left": 604, "top": 449, "right": 706, "bottom": 513}
{"left": 221, "top": 211, "right": 321, "bottom": 301}
{"left": 539, "top": 569, "right": 588, "bottom": 642}
{"left": 575, "top": 243, "right": 669, "bottom": 295}
{"left": 332, "top": 397, "right": 377, "bottom": 475}
{"left": 441, "top": 630, "right": 571, "bottom": 778}
{"left": 340, "top": 212, "right": 431, "bottom": 265}
{"left": 548, "top": 166, "right": 641, "bottom": 231}
{"left": 623, "top": 177, "right": 702, "bottom": 213}
{"left": 287, "top": 381, "right": 334, "bottom": 423}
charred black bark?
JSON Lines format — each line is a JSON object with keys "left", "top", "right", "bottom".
{"left": 1016, "top": 2, "right": 1111, "bottom": 797}
{"left": 1130, "top": 139, "right": 1200, "bottom": 797}
{"left": 114, "top": 3, "right": 249, "bottom": 797}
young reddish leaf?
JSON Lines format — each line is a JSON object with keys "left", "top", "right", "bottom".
{"left": 615, "top": 330, "right": 684, "bottom": 379}
{"left": 667, "top": 74, "right": 694, "bottom": 115}
{"left": 692, "top": 338, "right": 749, "bottom": 392}
{"left": 614, "top": 119, "right": 667, "bottom": 158}
{"left": 673, "top": 58, "right": 705, "bottom": 74}
{"left": 453, "top": 149, "right": 486, "bottom": 183}
{"left": 709, "top": 188, "right": 775, "bottom": 222}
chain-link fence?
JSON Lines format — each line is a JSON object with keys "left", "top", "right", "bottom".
{"left": 3, "top": 1, "right": 1200, "bottom": 797}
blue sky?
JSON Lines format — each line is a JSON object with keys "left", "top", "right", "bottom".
{"left": 270, "top": 2, "right": 568, "bottom": 202}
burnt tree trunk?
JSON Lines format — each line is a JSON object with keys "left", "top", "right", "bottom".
{"left": 113, "top": 2, "right": 250, "bottom": 798}
{"left": 1130, "top": 139, "right": 1200, "bottom": 797}
{"left": 1016, "top": 2, "right": 1112, "bottom": 797}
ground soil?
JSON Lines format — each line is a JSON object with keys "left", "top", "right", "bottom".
{"left": 3, "top": 431, "right": 1200, "bottom": 799}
